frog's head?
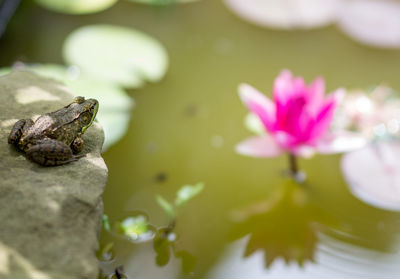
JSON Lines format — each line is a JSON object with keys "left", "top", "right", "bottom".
{"left": 72, "top": 96, "right": 99, "bottom": 134}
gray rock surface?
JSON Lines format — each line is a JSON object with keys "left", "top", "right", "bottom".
{"left": 0, "top": 71, "right": 108, "bottom": 279}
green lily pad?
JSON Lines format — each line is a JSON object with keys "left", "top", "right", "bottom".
{"left": 63, "top": 25, "right": 169, "bottom": 88}
{"left": 128, "top": 0, "right": 199, "bottom": 5}
{"left": 96, "top": 111, "right": 132, "bottom": 151}
{"left": 34, "top": 0, "right": 118, "bottom": 15}
{"left": 120, "top": 216, "right": 149, "bottom": 240}
{"left": 0, "top": 64, "right": 134, "bottom": 150}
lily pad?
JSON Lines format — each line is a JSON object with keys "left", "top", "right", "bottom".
{"left": 0, "top": 64, "right": 134, "bottom": 150}
{"left": 337, "top": 0, "right": 400, "bottom": 48}
{"left": 63, "top": 25, "right": 169, "bottom": 88}
{"left": 34, "top": 0, "right": 118, "bottom": 15}
{"left": 223, "top": 0, "right": 343, "bottom": 30}
{"left": 128, "top": 0, "right": 199, "bottom": 5}
{"left": 341, "top": 142, "right": 400, "bottom": 211}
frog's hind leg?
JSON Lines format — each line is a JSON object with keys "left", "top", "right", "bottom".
{"left": 8, "top": 119, "right": 34, "bottom": 145}
{"left": 26, "top": 138, "right": 83, "bottom": 166}
{"left": 71, "top": 137, "right": 84, "bottom": 154}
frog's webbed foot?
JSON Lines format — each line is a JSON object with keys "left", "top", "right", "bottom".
{"left": 71, "top": 137, "right": 84, "bottom": 154}
{"left": 8, "top": 119, "right": 34, "bottom": 145}
{"left": 26, "top": 138, "right": 84, "bottom": 166}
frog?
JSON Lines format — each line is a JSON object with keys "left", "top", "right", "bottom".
{"left": 8, "top": 96, "right": 99, "bottom": 166}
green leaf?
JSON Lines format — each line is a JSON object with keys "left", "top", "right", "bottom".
{"left": 156, "top": 195, "right": 175, "bottom": 218}
{"left": 174, "top": 250, "right": 196, "bottom": 274}
{"left": 34, "top": 0, "right": 118, "bottom": 15}
{"left": 102, "top": 214, "right": 111, "bottom": 231}
{"left": 153, "top": 232, "right": 171, "bottom": 266}
{"left": 63, "top": 24, "right": 169, "bottom": 88}
{"left": 119, "top": 216, "right": 149, "bottom": 240}
{"left": 175, "top": 183, "right": 204, "bottom": 208}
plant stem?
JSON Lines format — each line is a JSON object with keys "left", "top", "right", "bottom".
{"left": 288, "top": 153, "right": 298, "bottom": 176}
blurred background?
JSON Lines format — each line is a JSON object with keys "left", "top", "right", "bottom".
{"left": 1, "top": 0, "right": 400, "bottom": 278}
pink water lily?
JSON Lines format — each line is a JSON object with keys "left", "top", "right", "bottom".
{"left": 237, "top": 70, "right": 365, "bottom": 165}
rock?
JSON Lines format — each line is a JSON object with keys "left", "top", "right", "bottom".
{"left": 0, "top": 71, "right": 108, "bottom": 279}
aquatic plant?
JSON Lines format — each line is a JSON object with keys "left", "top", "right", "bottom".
{"left": 153, "top": 183, "right": 203, "bottom": 273}
{"left": 99, "top": 183, "right": 204, "bottom": 276}
{"left": 156, "top": 182, "right": 204, "bottom": 221}
{"left": 230, "top": 179, "right": 336, "bottom": 266}
{"left": 236, "top": 70, "right": 363, "bottom": 181}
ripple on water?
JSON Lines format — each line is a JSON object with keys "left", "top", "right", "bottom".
{"left": 206, "top": 227, "right": 400, "bottom": 279}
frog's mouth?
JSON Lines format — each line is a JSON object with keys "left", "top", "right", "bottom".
{"left": 82, "top": 100, "right": 99, "bottom": 133}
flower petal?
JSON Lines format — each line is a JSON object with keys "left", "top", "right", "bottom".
{"left": 292, "top": 145, "right": 316, "bottom": 158}
{"left": 238, "top": 83, "right": 276, "bottom": 131}
{"left": 309, "top": 88, "right": 345, "bottom": 141}
{"left": 236, "top": 135, "right": 283, "bottom": 158}
{"left": 307, "top": 77, "right": 325, "bottom": 114}
{"left": 316, "top": 131, "right": 367, "bottom": 154}
{"left": 273, "top": 69, "right": 292, "bottom": 98}
{"left": 275, "top": 70, "right": 308, "bottom": 100}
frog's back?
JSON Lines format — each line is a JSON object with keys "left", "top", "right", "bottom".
{"left": 23, "top": 114, "right": 56, "bottom": 141}
{"left": 22, "top": 108, "right": 77, "bottom": 145}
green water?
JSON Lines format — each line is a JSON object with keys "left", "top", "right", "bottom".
{"left": 2, "top": 1, "right": 400, "bottom": 278}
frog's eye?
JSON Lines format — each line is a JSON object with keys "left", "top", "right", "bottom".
{"left": 74, "top": 96, "right": 85, "bottom": 104}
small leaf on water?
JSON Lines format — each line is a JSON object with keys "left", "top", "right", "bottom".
{"left": 175, "top": 250, "right": 196, "bottom": 274}
{"left": 175, "top": 183, "right": 204, "bottom": 208}
{"left": 156, "top": 195, "right": 175, "bottom": 218}
{"left": 153, "top": 233, "right": 171, "bottom": 266}
{"left": 102, "top": 214, "right": 111, "bottom": 231}
{"left": 120, "top": 216, "right": 149, "bottom": 240}
{"left": 100, "top": 242, "right": 115, "bottom": 261}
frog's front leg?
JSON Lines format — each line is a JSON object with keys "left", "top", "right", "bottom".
{"left": 71, "top": 137, "right": 84, "bottom": 154}
{"left": 26, "top": 138, "right": 83, "bottom": 166}
{"left": 8, "top": 119, "right": 34, "bottom": 145}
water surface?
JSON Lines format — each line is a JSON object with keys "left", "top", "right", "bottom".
{"left": 1, "top": 1, "right": 400, "bottom": 278}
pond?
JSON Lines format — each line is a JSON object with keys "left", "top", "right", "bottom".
{"left": 1, "top": 1, "right": 400, "bottom": 278}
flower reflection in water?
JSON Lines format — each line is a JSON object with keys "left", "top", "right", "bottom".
{"left": 229, "top": 179, "right": 337, "bottom": 267}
